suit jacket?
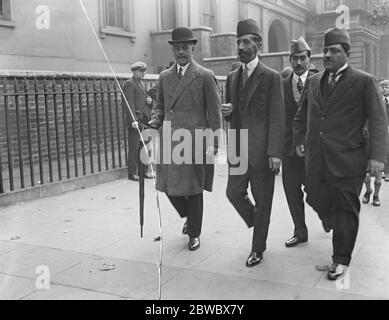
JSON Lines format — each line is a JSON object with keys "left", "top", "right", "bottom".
{"left": 293, "top": 66, "right": 388, "bottom": 178}
{"left": 122, "top": 77, "right": 149, "bottom": 129}
{"left": 151, "top": 61, "right": 221, "bottom": 196}
{"left": 282, "top": 71, "right": 314, "bottom": 158}
{"left": 225, "top": 61, "right": 285, "bottom": 170}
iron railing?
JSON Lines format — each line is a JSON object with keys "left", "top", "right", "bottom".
{"left": 0, "top": 72, "right": 227, "bottom": 195}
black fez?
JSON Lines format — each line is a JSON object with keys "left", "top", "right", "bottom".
{"left": 324, "top": 28, "right": 351, "bottom": 48}
{"left": 237, "top": 19, "right": 262, "bottom": 40}
{"left": 168, "top": 27, "right": 198, "bottom": 45}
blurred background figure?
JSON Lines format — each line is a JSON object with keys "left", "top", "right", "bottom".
{"left": 380, "top": 79, "right": 389, "bottom": 182}
{"left": 281, "top": 66, "right": 293, "bottom": 79}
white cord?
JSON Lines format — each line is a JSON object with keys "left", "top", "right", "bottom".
{"left": 77, "top": 0, "right": 163, "bottom": 300}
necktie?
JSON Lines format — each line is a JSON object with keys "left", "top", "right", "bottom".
{"left": 297, "top": 77, "right": 304, "bottom": 93}
{"left": 242, "top": 68, "right": 249, "bottom": 87}
{"left": 328, "top": 73, "right": 336, "bottom": 90}
{"left": 178, "top": 67, "right": 183, "bottom": 80}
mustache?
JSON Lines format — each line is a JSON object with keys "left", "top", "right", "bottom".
{"left": 238, "top": 50, "right": 250, "bottom": 55}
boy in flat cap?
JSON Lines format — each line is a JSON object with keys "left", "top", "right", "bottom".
{"left": 380, "top": 79, "right": 389, "bottom": 182}
{"left": 282, "top": 37, "right": 315, "bottom": 248}
{"left": 221, "top": 19, "right": 285, "bottom": 267}
{"left": 149, "top": 27, "right": 221, "bottom": 251}
{"left": 294, "top": 28, "right": 388, "bottom": 280}
{"left": 122, "top": 62, "right": 153, "bottom": 181}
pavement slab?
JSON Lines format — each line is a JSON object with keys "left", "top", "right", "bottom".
{"left": 1, "top": 166, "right": 389, "bottom": 300}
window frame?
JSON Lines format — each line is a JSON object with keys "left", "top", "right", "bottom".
{"left": 0, "top": 0, "right": 16, "bottom": 28}
{"left": 322, "top": 0, "right": 342, "bottom": 13}
{"left": 99, "top": 0, "right": 135, "bottom": 41}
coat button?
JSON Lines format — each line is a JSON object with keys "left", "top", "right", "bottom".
{"left": 321, "top": 116, "right": 325, "bottom": 120}
{"left": 320, "top": 132, "right": 324, "bottom": 136}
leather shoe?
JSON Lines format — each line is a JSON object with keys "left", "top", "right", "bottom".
{"left": 182, "top": 220, "right": 188, "bottom": 235}
{"left": 128, "top": 174, "right": 139, "bottom": 181}
{"left": 373, "top": 196, "right": 381, "bottom": 207}
{"left": 327, "top": 263, "right": 348, "bottom": 281}
{"left": 189, "top": 237, "right": 200, "bottom": 251}
{"left": 285, "top": 235, "right": 308, "bottom": 248}
{"left": 246, "top": 251, "right": 263, "bottom": 267}
{"left": 362, "top": 191, "right": 371, "bottom": 204}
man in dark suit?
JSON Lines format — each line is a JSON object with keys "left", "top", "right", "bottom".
{"left": 149, "top": 27, "right": 221, "bottom": 251}
{"left": 282, "top": 37, "right": 314, "bottom": 248}
{"left": 221, "top": 19, "right": 285, "bottom": 267}
{"left": 380, "top": 79, "right": 389, "bottom": 181}
{"left": 293, "top": 28, "right": 388, "bottom": 280}
{"left": 122, "top": 62, "right": 153, "bottom": 181}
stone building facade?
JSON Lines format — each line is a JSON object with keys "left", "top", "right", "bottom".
{"left": 0, "top": 0, "right": 387, "bottom": 78}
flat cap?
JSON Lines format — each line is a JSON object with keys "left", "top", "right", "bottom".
{"left": 324, "top": 28, "right": 351, "bottom": 48}
{"left": 130, "top": 61, "right": 147, "bottom": 71}
{"left": 290, "top": 37, "right": 311, "bottom": 55}
{"left": 237, "top": 19, "right": 262, "bottom": 39}
{"left": 380, "top": 79, "right": 389, "bottom": 86}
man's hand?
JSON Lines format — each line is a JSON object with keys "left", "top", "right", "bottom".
{"left": 131, "top": 121, "right": 139, "bottom": 129}
{"left": 220, "top": 103, "right": 233, "bottom": 117}
{"left": 146, "top": 96, "right": 153, "bottom": 105}
{"left": 269, "top": 157, "right": 282, "bottom": 175}
{"left": 368, "top": 159, "right": 384, "bottom": 177}
{"left": 296, "top": 145, "right": 305, "bottom": 157}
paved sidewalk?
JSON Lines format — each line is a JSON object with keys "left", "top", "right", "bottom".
{"left": 0, "top": 164, "right": 389, "bottom": 300}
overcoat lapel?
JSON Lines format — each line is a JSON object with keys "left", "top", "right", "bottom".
{"left": 168, "top": 62, "right": 201, "bottom": 109}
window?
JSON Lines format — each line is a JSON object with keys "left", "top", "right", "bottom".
{"left": 0, "top": 0, "right": 11, "bottom": 20}
{"left": 0, "top": 0, "right": 15, "bottom": 28}
{"left": 160, "top": 0, "right": 176, "bottom": 30}
{"left": 202, "top": 0, "right": 217, "bottom": 31}
{"left": 323, "top": 0, "right": 341, "bottom": 12}
{"left": 100, "top": 0, "right": 134, "bottom": 39}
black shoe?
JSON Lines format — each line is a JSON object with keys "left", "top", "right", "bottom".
{"left": 189, "top": 237, "right": 200, "bottom": 251}
{"left": 373, "top": 196, "right": 381, "bottom": 207}
{"left": 182, "top": 220, "right": 188, "bottom": 235}
{"left": 285, "top": 235, "right": 308, "bottom": 248}
{"left": 128, "top": 174, "right": 140, "bottom": 181}
{"left": 246, "top": 251, "right": 263, "bottom": 267}
{"left": 362, "top": 191, "right": 371, "bottom": 204}
{"left": 327, "top": 263, "right": 347, "bottom": 281}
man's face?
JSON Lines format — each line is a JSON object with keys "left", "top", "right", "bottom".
{"left": 134, "top": 69, "right": 146, "bottom": 79}
{"left": 380, "top": 82, "right": 389, "bottom": 97}
{"left": 290, "top": 51, "right": 310, "bottom": 76}
{"left": 323, "top": 44, "right": 348, "bottom": 73}
{"left": 172, "top": 42, "right": 195, "bottom": 66}
{"left": 237, "top": 34, "right": 261, "bottom": 64}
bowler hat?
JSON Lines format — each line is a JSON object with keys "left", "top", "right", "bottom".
{"left": 237, "top": 19, "right": 262, "bottom": 40}
{"left": 130, "top": 61, "right": 147, "bottom": 71}
{"left": 290, "top": 37, "right": 311, "bottom": 56}
{"left": 168, "top": 27, "right": 198, "bottom": 45}
{"left": 324, "top": 28, "right": 351, "bottom": 48}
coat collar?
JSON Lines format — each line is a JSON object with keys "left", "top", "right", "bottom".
{"left": 230, "top": 61, "right": 266, "bottom": 112}
{"left": 319, "top": 65, "right": 357, "bottom": 112}
{"left": 166, "top": 61, "right": 201, "bottom": 109}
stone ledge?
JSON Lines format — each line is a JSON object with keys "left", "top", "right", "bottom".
{"left": 0, "top": 168, "right": 128, "bottom": 207}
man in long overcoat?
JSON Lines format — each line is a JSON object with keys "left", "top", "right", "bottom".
{"left": 122, "top": 62, "right": 153, "bottom": 181}
{"left": 221, "top": 19, "right": 285, "bottom": 267}
{"left": 293, "top": 28, "right": 388, "bottom": 280}
{"left": 149, "top": 27, "right": 221, "bottom": 251}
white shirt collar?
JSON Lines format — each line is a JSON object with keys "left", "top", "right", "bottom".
{"left": 243, "top": 56, "right": 259, "bottom": 72}
{"left": 177, "top": 63, "right": 190, "bottom": 76}
{"left": 331, "top": 63, "right": 348, "bottom": 76}
{"left": 293, "top": 70, "right": 309, "bottom": 83}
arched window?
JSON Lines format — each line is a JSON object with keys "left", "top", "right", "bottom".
{"left": 268, "top": 20, "right": 288, "bottom": 53}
